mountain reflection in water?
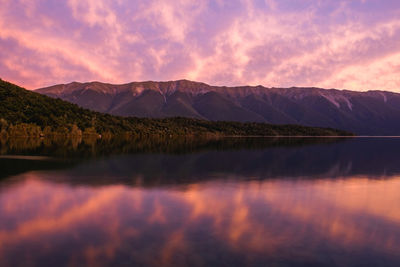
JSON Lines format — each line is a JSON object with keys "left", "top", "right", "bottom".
{"left": 1, "top": 137, "right": 400, "bottom": 267}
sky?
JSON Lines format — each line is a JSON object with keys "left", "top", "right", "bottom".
{"left": 0, "top": 0, "right": 400, "bottom": 91}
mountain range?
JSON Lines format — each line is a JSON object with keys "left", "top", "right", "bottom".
{"left": 37, "top": 80, "right": 400, "bottom": 135}
{"left": 1, "top": 79, "right": 349, "bottom": 137}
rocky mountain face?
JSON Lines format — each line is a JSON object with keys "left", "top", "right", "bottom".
{"left": 36, "top": 80, "right": 400, "bottom": 135}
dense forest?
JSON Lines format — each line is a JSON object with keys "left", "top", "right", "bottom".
{"left": 0, "top": 79, "right": 353, "bottom": 138}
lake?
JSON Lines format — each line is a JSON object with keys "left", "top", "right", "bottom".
{"left": 1, "top": 137, "right": 400, "bottom": 267}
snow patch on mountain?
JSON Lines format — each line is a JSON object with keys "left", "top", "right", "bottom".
{"left": 380, "top": 92, "right": 388, "bottom": 103}
{"left": 319, "top": 92, "right": 353, "bottom": 110}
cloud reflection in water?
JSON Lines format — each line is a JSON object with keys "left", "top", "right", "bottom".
{"left": 1, "top": 172, "right": 400, "bottom": 266}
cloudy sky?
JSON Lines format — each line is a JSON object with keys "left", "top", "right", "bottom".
{"left": 1, "top": 0, "right": 400, "bottom": 91}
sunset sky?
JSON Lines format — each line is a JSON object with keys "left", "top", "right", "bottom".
{"left": 1, "top": 0, "right": 400, "bottom": 91}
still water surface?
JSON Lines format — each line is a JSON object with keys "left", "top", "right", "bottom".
{"left": 1, "top": 138, "right": 400, "bottom": 266}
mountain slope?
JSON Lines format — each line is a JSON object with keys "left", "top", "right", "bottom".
{"left": 0, "top": 79, "right": 350, "bottom": 137}
{"left": 37, "top": 80, "right": 400, "bottom": 135}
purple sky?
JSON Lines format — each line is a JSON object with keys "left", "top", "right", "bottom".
{"left": 1, "top": 0, "right": 400, "bottom": 91}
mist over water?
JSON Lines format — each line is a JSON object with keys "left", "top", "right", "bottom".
{"left": 1, "top": 137, "right": 400, "bottom": 266}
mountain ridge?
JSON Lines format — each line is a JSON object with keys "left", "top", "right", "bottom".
{"left": 36, "top": 80, "right": 400, "bottom": 135}
{"left": 37, "top": 79, "right": 396, "bottom": 96}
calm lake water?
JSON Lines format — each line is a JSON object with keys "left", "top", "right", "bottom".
{"left": 1, "top": 137, "right": 400, "bottom": 267}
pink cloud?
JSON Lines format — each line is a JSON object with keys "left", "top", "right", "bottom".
{"left": 0, "top": 0, "right": 400, "bottom": 91}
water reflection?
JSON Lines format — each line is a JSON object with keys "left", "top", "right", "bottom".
{"left": 1, "top": 138, "right": 400, "bottom": 266}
